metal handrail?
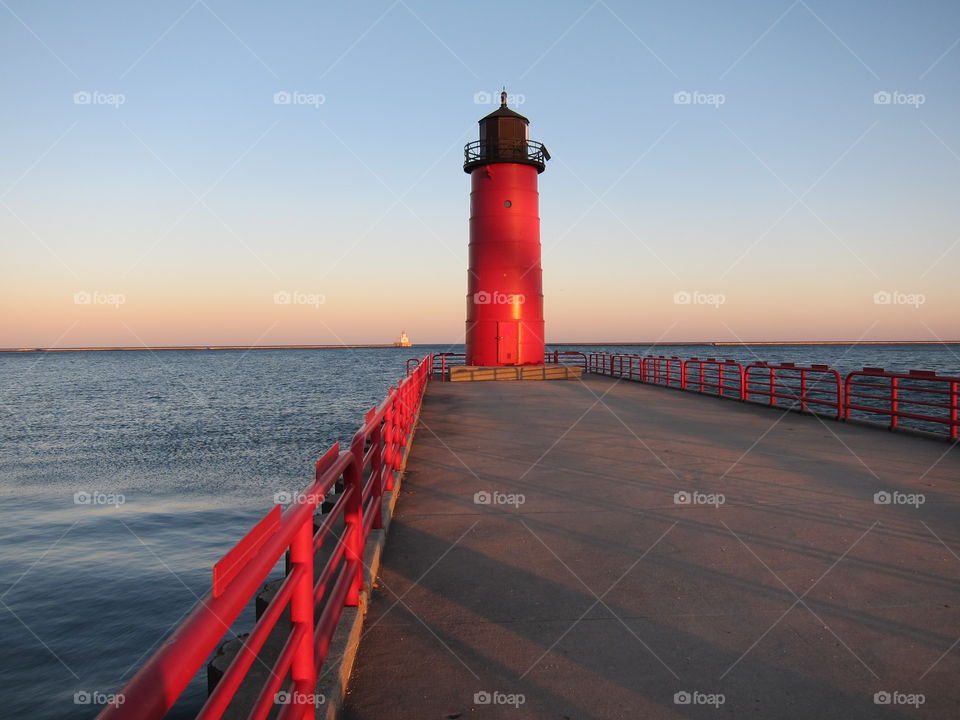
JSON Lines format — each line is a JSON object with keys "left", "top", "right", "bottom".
{"left": 463, "top": 139, "right": 549, "bottom": 167}
{"left": 98, "top": 355, "right": 434, "bottom": 720}
{"left": 582, "top": 353, "right": 956, "bottom": 439}
{"left": 744, "top": 362, "right": 842, "bottom": 418}
{"left": 845, "top": 368, "right": 959, "bottom": 439}
{"left": 683, "top": 358, "right": 745, "bottom": 399}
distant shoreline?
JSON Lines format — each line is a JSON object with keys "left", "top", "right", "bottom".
{"left": 1, "top": 340, "right": 957, "bottom": 353}
{"left": 0, "top": 344, "right": 405, "bottom": 353}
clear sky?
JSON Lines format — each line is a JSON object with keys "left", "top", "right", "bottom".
{"left": 2, "top": 0, "right": 958, "bottom": 346}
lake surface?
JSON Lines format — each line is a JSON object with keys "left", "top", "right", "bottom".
{"left": 1, "top": 343, "right": 957, "bottom": 718}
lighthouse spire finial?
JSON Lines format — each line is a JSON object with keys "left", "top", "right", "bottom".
{"left": 500, "top": 87, "right": 507, "bottom": 107}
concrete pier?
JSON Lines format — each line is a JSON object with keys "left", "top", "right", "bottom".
{"left": 343, "top": 375, "right": 960, "bottom": 719}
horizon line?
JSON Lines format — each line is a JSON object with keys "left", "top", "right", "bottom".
{"left": 2, "top": 340, "right": 958, "bottom": 353}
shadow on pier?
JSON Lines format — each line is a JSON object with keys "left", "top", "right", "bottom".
{"left": 343, "top": 375, "right": 960, "bottom": 719}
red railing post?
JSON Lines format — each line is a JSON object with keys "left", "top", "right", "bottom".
{"left": 344, "top": 441, "right": 364, "bottom": 607}
{"left": 769, "top": 367, "right": 776, "bottom": 407}
{"left": 368, "top": 408, "right": 384, "bottom": 531}
{"left": 800, "top": 370, "right": 807, "bottom": 413}
{"left": 843, "top": 373, "right": 852, "bottom": 419}
{"left": 383, "top": 395, "right": 395, "bottom": 491}
{"left": 949, "top": 381, "right": 959, "bottom": 441}
{"left": 288, "top": 511, "right": 317, "bottom": 709}
{"left": 890, "top": 376, "right": 899, "bottom": 430}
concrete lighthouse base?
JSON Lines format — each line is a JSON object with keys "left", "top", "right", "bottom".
{"left": 449, "top": 364, "right": 582, "bottom": 382}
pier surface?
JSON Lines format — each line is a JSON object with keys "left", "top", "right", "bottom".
{"left": 343, "top": 376, "right": 960, "bottom": 719}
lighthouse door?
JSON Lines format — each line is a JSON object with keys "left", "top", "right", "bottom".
{"left": 497, "top": 322, "right": 518, "bottom": 365}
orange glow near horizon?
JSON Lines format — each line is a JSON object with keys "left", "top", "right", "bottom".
{"left": 3, "top": 267, "right": 957, "bottom": 348}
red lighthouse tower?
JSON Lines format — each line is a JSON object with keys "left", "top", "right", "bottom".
{"left": 464, "top": 91, "right": 550, "bottom": 366}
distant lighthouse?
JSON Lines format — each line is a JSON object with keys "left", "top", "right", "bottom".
{"left": 463, "top": 90, "right": 550, "bottom": 366}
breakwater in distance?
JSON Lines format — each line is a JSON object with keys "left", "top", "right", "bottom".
{"left": 3, "top": 340, "right": 958, "bottom": 352}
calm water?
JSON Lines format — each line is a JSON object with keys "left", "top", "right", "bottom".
{"left": 1, "top": 343, "right": 957, "bottom": 718}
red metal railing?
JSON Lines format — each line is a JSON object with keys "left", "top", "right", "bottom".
{"left": 616, "top": 354, "right": 644, "bottom": 381}
{"left": 845, "top": 368, "right": 959, "bottom": 439}
{"left": 98, "top": 355, "right": 433, "bottom": 720}
{"left": 643, "top": 355, "right": 684, "bottom": 388}
{"left": 744, "top": 362, "right": 842, "bottom": 418}
{"left": 434, "top": 350, "right": 586, "bottom": 380}
{"left": 683, "top": 358, "right": 745, "bottom": 399}
{"left": 545, "top": 350, "right": 588, "bottom": 369}
{"left": 435, "top": 352, "right": 465, "bottom": 381}
{"left": 582, "top": 352, "right": 956, "bottom": 439}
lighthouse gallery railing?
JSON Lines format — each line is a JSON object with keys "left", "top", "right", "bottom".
{"left": 463, "top": 138, "right": 549, "bottom": 166}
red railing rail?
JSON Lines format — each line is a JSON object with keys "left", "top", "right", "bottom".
{"left": 844, "top": 368, "right": 960, "bottom": 439}
{"left": 682, "top": 358, "right": 745, "bottom": 399}
{"left": 98, "top": 355, "right": 433, "bottom": 720}
{"left": 743, "top": 362, "right": 842, "bottom": 418}
{"left": 545, "top": 350, "right": 588, "bottom": 369}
